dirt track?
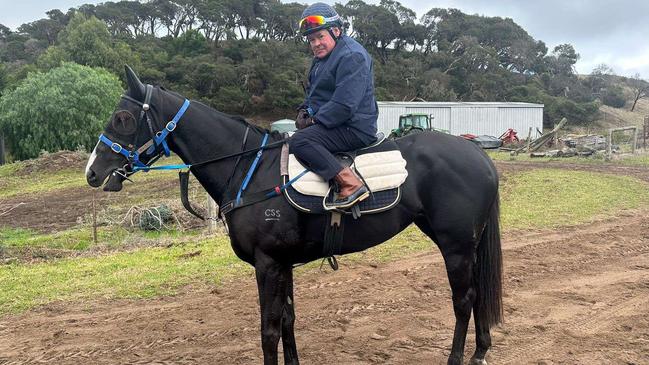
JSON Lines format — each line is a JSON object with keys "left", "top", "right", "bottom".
{"left": 1, "top": 162, "right": 649, "bottom": 364}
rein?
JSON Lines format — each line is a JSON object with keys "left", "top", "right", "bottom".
{"left": 131, "top": 138, "right": 287, "bottom": 172}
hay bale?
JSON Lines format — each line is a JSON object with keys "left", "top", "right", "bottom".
{"left": 138, "top": 205, "right": 174, "bottom": 231}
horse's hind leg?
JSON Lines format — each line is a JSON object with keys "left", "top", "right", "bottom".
{"left": 469, "top": 304, "right": 491, "bottom": 365}
{"left": 416, "top": 218, "right": 476, "bottom": 365}
{"left": 443, "top": 244, "right": 477, "bottom": 365}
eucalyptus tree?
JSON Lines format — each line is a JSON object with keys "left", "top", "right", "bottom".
{"left": 18, "top": 9, "right": 68, "bottom": 46}
{"left": 50, "top": 13, "right": 140, "bottom": 75}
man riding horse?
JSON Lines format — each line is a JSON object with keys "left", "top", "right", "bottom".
{"left": 85, "top": 4, "right": 503, "bottom": 363}
{"left": 289, "top": 2, "right": 379, "bottom": 209}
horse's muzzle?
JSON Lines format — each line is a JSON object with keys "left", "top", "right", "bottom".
{"left": 102, "top": 170, "right": 126, "bottom": 191}
{"left": 86, "top": 168, "right": 103, "bottom": 188}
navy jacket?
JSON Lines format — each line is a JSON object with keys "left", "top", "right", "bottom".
{"left": 305, "top": 35, "right": 378, "bottom": 144}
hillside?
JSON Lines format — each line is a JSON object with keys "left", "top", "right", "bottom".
{"left": 596, "top": 95, "right": 649, "bottom": 130}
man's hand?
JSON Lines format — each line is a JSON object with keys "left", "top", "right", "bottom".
{"left": 295, "top": 109, "right": 315, "bottom": 130}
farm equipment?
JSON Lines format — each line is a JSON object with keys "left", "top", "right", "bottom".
{"left": 499, "top": 128, "right": 520, "bottom": 143}
{"left": 389, "top": 113, "right": 432, "bottom": 138}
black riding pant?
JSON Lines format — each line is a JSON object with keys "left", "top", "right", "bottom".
{"left": 289, "top": 124, "right": 370, "bottom": 181}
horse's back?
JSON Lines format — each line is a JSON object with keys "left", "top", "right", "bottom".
{"left": 396, "top": 131, "right": 499, "bottom": 235}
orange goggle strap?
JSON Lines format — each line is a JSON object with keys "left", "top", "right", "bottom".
{"left": 299, "top": 15, "right": 341, "bottom": 33}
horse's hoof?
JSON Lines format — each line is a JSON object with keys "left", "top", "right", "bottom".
{"left": 469, "top": 357, "right": 488, "bottom": 365}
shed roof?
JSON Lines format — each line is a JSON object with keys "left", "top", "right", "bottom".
{"left": 377, "top": 101, "right": 544, "bottom": 108}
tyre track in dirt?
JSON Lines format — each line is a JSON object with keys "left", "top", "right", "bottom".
{"left": 494, "top": 210, "right": 649, "bottom": 364}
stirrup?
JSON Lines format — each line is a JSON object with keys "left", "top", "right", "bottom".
{"left": 323, "top": 186, "right": 369, "bottom": 210}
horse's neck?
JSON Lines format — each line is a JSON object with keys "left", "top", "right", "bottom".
{"left": 161, "top": 93, "right": 266, "bottom": 205}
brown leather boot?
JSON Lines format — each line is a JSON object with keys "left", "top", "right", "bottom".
{"left": 326, "top": 167, "right": 369, "bottom": 209}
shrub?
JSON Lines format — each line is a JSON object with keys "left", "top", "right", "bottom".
{"left": 0, "top": 63, "right": 122, "bottom": 160}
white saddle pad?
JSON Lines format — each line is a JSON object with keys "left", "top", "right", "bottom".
{"left": 288, "top": 150, "right": 408, "bottom": 197}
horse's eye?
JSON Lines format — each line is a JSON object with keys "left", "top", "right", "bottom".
{"left": 112, "top": 110, "right": 137, "bottom": 135}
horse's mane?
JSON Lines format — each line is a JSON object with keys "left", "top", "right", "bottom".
{"left": 162, "top": 87, "right": 281, "bottom": 139}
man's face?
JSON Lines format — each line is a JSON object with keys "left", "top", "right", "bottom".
{"left": 307, "top": 28, "right": 340, "bottom": 59}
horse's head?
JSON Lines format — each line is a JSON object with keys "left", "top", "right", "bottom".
{"left": 86, "top": 66, "right": 166, "bottom": 191}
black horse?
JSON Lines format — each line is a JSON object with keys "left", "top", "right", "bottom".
{"left": 86, "top": 67, "right": 502, "bottom": 365}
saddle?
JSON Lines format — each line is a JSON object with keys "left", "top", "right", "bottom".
{"left": 281, "top": 134, "right": 408, "bottom": 267}
{"left": 281, "top": 133, "right": 408, "bottom": 216}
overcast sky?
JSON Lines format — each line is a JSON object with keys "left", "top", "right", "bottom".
{"left": 1, "top": 0, "right": 647, "bottom": 79}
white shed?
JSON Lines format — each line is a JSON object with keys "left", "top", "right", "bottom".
{"left": 377, "top": 102, "right": 544, "bottom": 138}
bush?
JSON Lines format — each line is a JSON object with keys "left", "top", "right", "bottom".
{"left": 601, "top": 86, "right": 626, "bottom": 108}
{"left": 0, "top": 63, "right": 122, "bottom": 160}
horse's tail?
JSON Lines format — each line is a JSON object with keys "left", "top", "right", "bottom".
{"left": 474, "top": 192, "right": 503, "bottom": 327}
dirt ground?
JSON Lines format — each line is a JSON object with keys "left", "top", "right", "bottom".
{"left": 1, "top": 162, "right": 648, "bottom": 364}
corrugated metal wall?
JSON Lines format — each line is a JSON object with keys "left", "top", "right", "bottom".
{"left": 376, "top": 102, "right": 543, "bottom": 137}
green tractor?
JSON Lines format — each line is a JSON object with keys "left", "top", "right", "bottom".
{"left": 389, "top": 113, "right": 434, "bottom": 138}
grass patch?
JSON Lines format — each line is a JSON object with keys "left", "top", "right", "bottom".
{"left": 0, "top": 225, "right": 204, "bottom": 252}
{"left": 0, "top": 155, "right": 184, "bottom": 199}
{"left": 501, "top": 168, "right": 649, "bottom": 229}
{"left": 487, "top": 150, "right": 649, "bottom": 167}
{"left": 0, "top": 168, "right": 88, "bottom": 199}
{"left": 0, "top": 226, "right": 129, "bottom": 251}
{"left": 0, "top": 227, "right": 432, "bottom": 314}
{"left": 0, "top": 161, "right": 24, "bottom": 178}
{"left": 0, "top": 235, "right": 250, "bottom": 314}
{"left": 614, "top": 154, "right": 649, "bottom": 167}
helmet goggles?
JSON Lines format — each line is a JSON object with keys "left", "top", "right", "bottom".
{"left": 299, "top": 14, "right": 341, "bottom": 34}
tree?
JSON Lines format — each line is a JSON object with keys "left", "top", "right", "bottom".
{"left": 170, "top": 29, "right": 209, "bottom": 56}
{"left": 340, "top": 1, "right": 401, "bottom": 63}
{"left": 549, "top": 44, "right": 579, "bottom": 75}
{"left": 601, "top": 86, "right": 626, "bottom": 108}
{"left": 0, "top": 63, "right": 123, "bottom": 160}
{"left": 56, "top": 13, "right": 140, "bottom": 75}
{"left": 0, "top": 24, "right": 11, "bottom": 41}
{"left": 591, "top": 63, "right": 614, "bottom": 76}
{"left": 18, "top": 9, "right": 68, "bottom": 45}
{"left": 0, "top": 63, "right": 7, "bottom": 96}
{"left": 628, "top": 74, "right": 649, "bottom": 112}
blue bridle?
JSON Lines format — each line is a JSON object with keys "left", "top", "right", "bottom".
{"left": 95, "top": 84, "right": 301, "bottom": 218}
{"left": 97, "top": 85, "right": 190, "bottom": 173}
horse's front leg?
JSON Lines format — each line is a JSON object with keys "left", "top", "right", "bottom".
{"left": 281, "top": 270, "right": 299, "bottom": 364}
{"left": 255, "top": 253, "right": 298, "bottom": 365}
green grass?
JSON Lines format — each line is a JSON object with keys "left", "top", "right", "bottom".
{"left": 0, "top": 227, "right": 128, "bottom": 251}
{"left": 487, "top": 150, "right": 649, "bottom": 167}
{"left": 0, "top": 235, "right": 250, "bottom": 313}
{"left": 2, "top": 168, "right": 649, "bottom": 314}
{"left": 501, "top": 169, "right": 649, "bottom": 229}
{"left": 0, "top": 155, "right": 184, "bottom": 199}
{"left": 0, "top": 169, "right": 88, "bottom": 199}
{"left": 615, "top": 154, "right": 649, "bottom": 167}
{"left": 0, "top": 161, "right": 24, "bottom": 178}
{"left": 0, "top": 225, "right": 204, "bottom": 252}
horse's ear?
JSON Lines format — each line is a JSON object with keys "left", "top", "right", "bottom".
{"left": 125, "top": 65, "right": 145, "bottom": 101}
